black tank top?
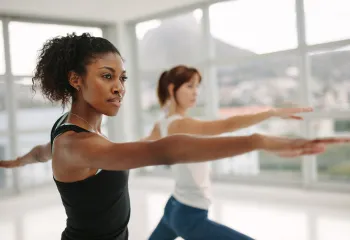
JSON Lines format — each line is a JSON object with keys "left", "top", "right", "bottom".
{"left": 51, "top": 113, "right": 130, "bottom": 240}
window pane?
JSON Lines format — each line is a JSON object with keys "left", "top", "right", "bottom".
{"left": 0, "top": 21, "right": 5, "bottom": 75}
{"left": 15, "top": 78, "right": 108, "bottom": 131}
{"left": 209, "top": 0, "right": 297, "bottom": 56}
{"left": 0, "top": 134, "right": 13, "bottom": 193}
{"left": 17, "top": 132, "right": 52, "bottom": 188}
{"left": 309, "top": 47, "right": 350, "bottom": 111}
{"left": 218, "top": 55, "right": 299, "bottom": 109}
{"left": 136, "top": 10, "right": 203, "bottom": 69}
{"left": 305, "top": 0, "right": 350, "bottom": 45}
{"left": 15, "top": 79, "right": 63, "bottom": 131}
{"left": 213, "top": 118, "right": 302, "bottom": 178}
{"left": 9, "top": 22, "right": 103, "bottom": 76}
{"left": 313, "top": 119, "right": 350, "bottom": 182}
{"left": 0, "top": 79, "right": 7, "bottom": 131}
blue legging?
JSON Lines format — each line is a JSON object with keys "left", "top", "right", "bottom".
{"left": 148, "top": 196, "right": 254, "bottom": 240}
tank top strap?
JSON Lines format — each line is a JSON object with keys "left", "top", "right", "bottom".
{"left": 159, "top": 114, "right": 183, "bottom": 138}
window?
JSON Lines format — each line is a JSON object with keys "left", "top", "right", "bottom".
{"left": 9, "top": 22, "right": 103, "bottom": 76}
{"left": 0, "top": 21, "right": 5, "bottom": 75}
{"left": 313, "top": 119, "right": 350, "bottom": 182}
{"left": 209, "top": 0, "right": 297, "bottom": 57}
{"left": 0, "top": 135, "right": 12, "bottom": 192}
{"left": 136, "top": 10, "right": 203, "bottom": 69}
{"left": 217, "top": 55, "right": 299, "bottom": 110}
{"left": 0, "top": 79, "right": 7, "bottom": 131}
{"left": 304, "top": 0, "right": 350, "bottom": 45}
{"left": 213, "top": 119, "right": 302, "bottom": 178}
{"left": 309, "top": 47, "right": 350, "bottom": 111}
{"left": 17, "top": 132, "right": 52, "bottom": 188}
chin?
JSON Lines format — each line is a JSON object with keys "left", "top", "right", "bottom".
{"left": 102, "top": 107, "right": 120, "bottom": 117}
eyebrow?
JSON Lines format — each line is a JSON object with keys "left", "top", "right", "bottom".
{"left": 99, "top": 67, "right": 126, "bottom": 75}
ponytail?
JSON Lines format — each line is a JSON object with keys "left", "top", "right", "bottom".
{"left": 157, "top": 70, "right": 169, "bottom": 107}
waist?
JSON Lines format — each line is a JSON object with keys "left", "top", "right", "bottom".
{"left": 62, "top": 226, "right": 128, "bottom": 240}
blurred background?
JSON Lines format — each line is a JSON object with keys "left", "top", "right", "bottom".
{"left": 0, "top": 0, "right": 350, "bottom": 239}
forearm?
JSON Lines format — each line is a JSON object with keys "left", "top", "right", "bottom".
{"left": 225, "top": 110, "right": 272, "bottom": 132}
{"left": 18, "top": 143, "right": 52, "bottom": 166}
{"left": 152, "top": 134, "right": 261, "bottom": 165}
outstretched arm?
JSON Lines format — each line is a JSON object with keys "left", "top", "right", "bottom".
{"left": 0, "top": 142, "right": 51, "bottom": 168}
{"left": 170, "top": 107, "right": 313, "bottom": 136}
{"left": 60, "top": 131, "right": 350, "bottom": 171}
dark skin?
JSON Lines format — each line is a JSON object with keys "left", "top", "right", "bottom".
{"left": 2, "top": 53, "right": 350, "bottom": 179}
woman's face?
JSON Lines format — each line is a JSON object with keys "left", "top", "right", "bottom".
{"left": 175, "top": 73, "right": 200, "bottom": 110}
{"left": 79, "top": 52, "right": 127, "bottom": 116}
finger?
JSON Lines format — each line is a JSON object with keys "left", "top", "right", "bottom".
{"left": 288, "top": 115, "right": 303, "bottom": 120}
{"left": 282, "top": 107, "right": 313, "bottom": 114}
{"left": 301, "top": 146, "right": 326, "bottom": 155}
{"left": 312, "top": 138, "right": 350, "bottom": 144}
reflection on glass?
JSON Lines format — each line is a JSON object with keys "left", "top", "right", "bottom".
{"left": 309, "top": 47, "right": 350, "bottom": 111}
{"left": 9, "top": 22, "right": 102, "bottom": 76}
{"left": 209, "top": 0, "right": 297, "bottom": 55}
{"left": 305, "top": 0, "right": 350, "bottom": 45}
{"left": 312, "top": 119, "right": 350, "bottom": 182}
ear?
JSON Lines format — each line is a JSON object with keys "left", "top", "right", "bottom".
{"left": 68, "top": 71, "right": 82, "bottom": 91}
{"left": 168, "top": 83, "right": 175, "bottom": 98}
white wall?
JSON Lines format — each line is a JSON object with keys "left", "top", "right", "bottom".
{"left": 0, "top": 0, "right": 205, "bottom": 22}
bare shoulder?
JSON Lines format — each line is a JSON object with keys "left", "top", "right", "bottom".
{"left": 168, "top": 117, "right": 197, "bottom": 134}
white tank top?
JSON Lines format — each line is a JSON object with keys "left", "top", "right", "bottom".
{"left": 159, "top": 115, "right": 212, "bottom": 210}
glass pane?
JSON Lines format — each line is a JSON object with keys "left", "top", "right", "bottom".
{"left": 305, "top": 0, "right": 350, "bottom": 45}
{"left": 15, "top": 79, "right": 64, "bottom": 131}
{"left": 0, "top": 21, "right": 5, "bottom": 75}
{"left": 309, "top": 47, "right": 350, "bottom": 111}
{"left": 9, "top": 22, "right": 103, "bottom": 76}
{"left": 209, "top": 0, "right": 297, "bottom": 56}
{"left": 0, "top": 79, "right": 7, "bottom": 131}
{"left": 136, "top": 10, "right": 203, "bottom": 69}
{"left": 17, "top": 132, "right": 52, "bottom": 188}
{"left": 218, "top": 55, "right": 299, "bottom": 109}
{"left": 0, "top": 134, "right": 13, "bottom": 193}
{"left": 213, "top": 119, "right": 302, "bottom": 178}
{"left": 313, "top": 119, "right": 350, "bottom": 182}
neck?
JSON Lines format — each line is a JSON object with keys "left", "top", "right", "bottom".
{"left": 167, "top": 102, "right": 188, "bottom": 117}
{"left": 69, "top": 101, "right": 103, "bottom": 132}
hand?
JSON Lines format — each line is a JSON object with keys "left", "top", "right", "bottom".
{"left": 0, "top": 157, "right": 22, "bottom": 168}
{"left": 269, "top": 107, "right": 313, "bottom": 120}
{"left": 256, "top": 134, "right": 350, "bottom": 157}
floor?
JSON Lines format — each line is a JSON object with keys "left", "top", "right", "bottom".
{"left": 1, "top": 176, "right": 350, "bottom": 240}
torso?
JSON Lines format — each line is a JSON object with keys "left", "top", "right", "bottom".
{"left": 158, "top": 114, "right": 212, "bottom": 210}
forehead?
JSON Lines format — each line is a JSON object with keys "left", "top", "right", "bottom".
{"left": 190, "top": 73, "right": 200, "bottom": 83}
{"left": 88, "top": 52, "right": 125, "bottom": 72}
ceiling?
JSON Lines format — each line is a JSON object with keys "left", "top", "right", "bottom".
{"left": 0, "top": 0, "right": 208, "bottom": 23}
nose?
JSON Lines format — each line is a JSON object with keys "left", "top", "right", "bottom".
{"left": 112, "top": 80, "right": 125, "bottom": 98}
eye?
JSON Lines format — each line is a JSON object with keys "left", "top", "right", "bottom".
{"left": 103, "top": 73, "right": 112, "bottom": 80}
{"left": 121, "top": 76, "right": 128, "bottom": 82}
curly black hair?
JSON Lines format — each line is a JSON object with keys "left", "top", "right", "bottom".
{"left": 32, "top": 32, "right": 121, "bottom": 108}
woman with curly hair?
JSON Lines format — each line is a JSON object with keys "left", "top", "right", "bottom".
{"left": 1, "top": 32, "right": 349, "bottom": 240}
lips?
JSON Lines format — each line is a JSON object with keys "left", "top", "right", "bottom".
{"left": 107, "top": 97, "right": 123, "bottom": 107}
